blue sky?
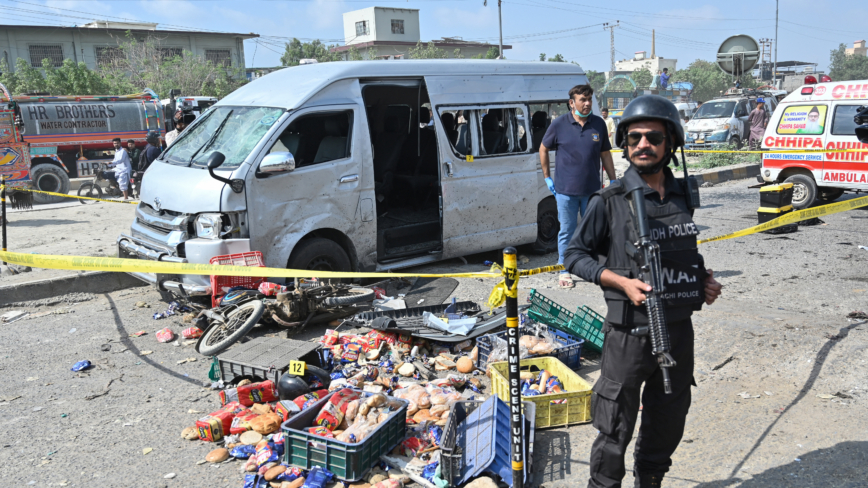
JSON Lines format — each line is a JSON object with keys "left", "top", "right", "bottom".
{"left": 1, "top": 0, "right": 865, "bottom": 73}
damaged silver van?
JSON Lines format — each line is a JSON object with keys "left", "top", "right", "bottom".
{"left": 118, "top": 60, "right": 595, "bottom": 295}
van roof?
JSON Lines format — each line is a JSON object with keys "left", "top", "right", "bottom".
{"left": 779, "top": 80, "right": 868, "bottom": 104}
{"left": 219, "top": 59, "right": 586, "bottom": 110}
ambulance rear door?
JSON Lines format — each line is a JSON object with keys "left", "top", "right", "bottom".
{"left": 823, "top": 101, "right": 868, "bottom": 189}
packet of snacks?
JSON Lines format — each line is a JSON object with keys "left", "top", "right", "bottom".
{"left": 314, "top": 389, "right": 360, "bottom": 430}
{"left": 220, "top": 380, "right": 278, "bottom": 407}
{"left": 156, "top": 327, "right": 175, "bottom": 343}
{"left": 181, "top": 327, "right": 203, "bottom": 339}
{"left": 320, "top": 329, "right": 340, "bottom": 346}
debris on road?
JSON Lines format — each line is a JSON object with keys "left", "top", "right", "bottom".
{"left": 1, "top": 310, "right": 28, "bottom": 323}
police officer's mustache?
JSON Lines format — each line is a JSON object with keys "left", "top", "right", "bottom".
{"left": 632, "top": 148, "right": 658, "bottom": 160}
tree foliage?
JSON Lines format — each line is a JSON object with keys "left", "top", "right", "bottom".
{"left": 584, "top": 69, "right": 607, "bottom": 94}
{"left": 539, "top": 53, "right": 565, "bottom": 62}
{"left": 471, "top": 47, "right": 500, "bottom": 60}
{"left": 409, "top": 41, "right": 449, "bottom": 59}
{"left": 669, "top": 59, "right": 759, "bottom": 101}
{"left": 829, "top": 43, "right": 868, "bottom": 81}
{"left": 630, "top": 66, "right": 653, "bottom": 89}
{"left": 280, "top": 38, "right": 343, "bottom": 66}
{"left": 0, "top": 33, "right": 246, "bottom": 99}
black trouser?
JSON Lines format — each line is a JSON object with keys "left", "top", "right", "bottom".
{"left": 587, "top": 318, "right": 694, "bottom": 488}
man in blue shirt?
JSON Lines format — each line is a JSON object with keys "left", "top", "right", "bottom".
{"left": 540, "top": 84, "right": 617, "bottom": 288}
{"left": 659, "top": 68, "right": 670, "bottom": 90}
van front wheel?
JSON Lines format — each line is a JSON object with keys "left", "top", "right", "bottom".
{"left": 531, "top": 198, "right": 559, "bottom": 254}
{"left": 287, "top": 238, "right": 351, "bottom": 273}
{"left": 784, "top": 174, "right": 817, "bottom": 209}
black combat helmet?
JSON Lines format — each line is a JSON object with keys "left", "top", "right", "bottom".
{"left": 615, "top": 95, "right": 685, "bottom": 149}
{"left": 146, "top": 130, "right": 160, "bottom": 145}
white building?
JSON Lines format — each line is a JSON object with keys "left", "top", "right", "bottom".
{"left": 615, "top": 51, "right": 677, "bottom": 76}
{"left": 846, "top": 40, "right": 868, "bottom": 57}
{"left": 332, "top": 7, "right": 508, "bottom": 60}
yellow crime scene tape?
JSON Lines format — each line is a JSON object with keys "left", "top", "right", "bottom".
{"left": 608, "top": 148, "right": 868, "bottom": 154}
{"left": 1, "top": 186, "right": 138, "bottom": 205}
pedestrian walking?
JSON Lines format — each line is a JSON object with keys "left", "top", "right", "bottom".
{"left": 748, "top": 99, "right": 769, "bottom": 150}
{"left": 539, "top": 84, "right": 617, "bottom": 288}
{"left": 564, "top": 95, "right": 722, "bottom": 488}
{"left": 104, "top": 137, "right": 132, "bottom": 200}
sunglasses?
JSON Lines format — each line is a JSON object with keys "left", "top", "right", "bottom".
{"left": 625, "top": 131, "right": 665, "bottom": 147}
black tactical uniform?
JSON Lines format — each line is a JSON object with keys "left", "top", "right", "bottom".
{"left": 563, "top": 96, "right": 707, "bottom": 488}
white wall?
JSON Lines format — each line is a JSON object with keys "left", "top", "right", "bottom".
{"left": 343, "top": 6, "right": 420, "bottom": 45}
{"left": 615, "top": 57, "right": 677, "bottom": 74}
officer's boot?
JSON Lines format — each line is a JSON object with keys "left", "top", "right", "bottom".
{"left": 634, "top": 473, "right": 663, "bottom": 488}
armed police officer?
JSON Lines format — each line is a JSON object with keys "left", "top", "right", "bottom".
{"left": 564, "top": 95, "right": 722, "bottom": 488}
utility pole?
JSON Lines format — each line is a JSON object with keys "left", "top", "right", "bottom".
{"left": 774, "top": 0, "right": 779, "bottom": 87}
{"left": 603, "top": 21, "right": 620, "bottom": 76}
{"left": 759, "top": 38, "right": 773, "bottom": 81}
{"left": 484, "top": 0, "right": 504, "bottom": 59}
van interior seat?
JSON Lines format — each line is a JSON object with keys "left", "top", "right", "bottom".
{"left": 482, "top": 113, "right": 505, "bottom": 154}
{"left": 374, "top": 116, "right": 407, "bottom": 197}
{"left": 531, "top": 111, "right": 548, "bottom": 152}
{"left": 313, "top": 118, "right": 348, "bottom": 164}
{"left": 454, "top": 123, "right": 470, "bottom": 155}
{"left": 271, "top": 133, "right": 305, "bottom": 165}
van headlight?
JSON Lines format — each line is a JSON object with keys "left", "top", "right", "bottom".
{"left": 195, "top": 213, "right": 225, "bottom": 239}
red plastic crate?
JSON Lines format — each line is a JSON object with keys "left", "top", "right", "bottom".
{"left": 209, "top": 251, "right": 266, "bottom": 307}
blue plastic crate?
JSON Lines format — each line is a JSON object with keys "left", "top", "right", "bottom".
{"left": 440, "top": 396, "right": 535, "bottom": 487}
{"left": 476, "top": 325, "right": 584, "bottom": 370}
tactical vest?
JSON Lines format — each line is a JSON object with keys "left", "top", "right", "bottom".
{"left": 598, "top": 170, "right": 706, "bottom": 326}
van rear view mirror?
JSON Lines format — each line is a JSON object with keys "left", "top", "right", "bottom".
{"left": 257, "top": 152, "right": 296, "bottom": 178}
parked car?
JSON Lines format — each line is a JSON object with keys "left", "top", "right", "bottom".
{"left": 685, "top": 93, "right": 777, "bottom": 149}
{"left": 760, "top": 77, "right": 865, "bottom": 208}
{"left": 118, "top": 60, "right": 597, "bottom": 296}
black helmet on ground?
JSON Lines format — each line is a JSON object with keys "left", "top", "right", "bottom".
{"left": 277, "top": 373, "right": 311, "bottom": 401}
{"left": 615, "top": 95, "right": 685, "bottom": 174}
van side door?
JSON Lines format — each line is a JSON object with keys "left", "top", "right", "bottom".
{"left": 434, "top": 104, "right": 538, "bottom": 256}
{"left": 245, "top": 103, "right": 375, "bottom": 271}
{"left": 824, "top": 102, "right": 868, "bottom": 188}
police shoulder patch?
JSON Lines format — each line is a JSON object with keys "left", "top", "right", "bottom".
{"left": 592, "top": 133, "right": 600, "bottom": 141}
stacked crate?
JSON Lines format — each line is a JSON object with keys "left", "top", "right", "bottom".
{"left": 758, "top": 183, "right": 798, "bottom": 234}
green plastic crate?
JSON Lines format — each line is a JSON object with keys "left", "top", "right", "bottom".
{"left": 527, "top": 288, "right": 575, "bottom": 329}
{"left": 527, "top": 289, "right": 605, "bottom": 353}
{"left": 569, "top": 305, "right": 605, "bottom": 352}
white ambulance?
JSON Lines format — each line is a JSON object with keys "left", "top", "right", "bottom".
{"left": 760, "top": 75, "right": 868, "bottom": 208}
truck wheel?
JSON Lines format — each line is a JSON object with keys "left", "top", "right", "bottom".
{"left": 30, "top": 164, "right": 70, "bottom": 204}
{"left": 531, "top": 197, "right": 559, "bottom": 254}
{"left": 818, "top": 188, "right": 844, "bottom": 203}
{"left": 287, "top": 238, "right": 351, "bottom": 273}
{"left": 784, "top": 174, "right": 817, "bottom": 209}
{"left": 731, "top": 136, "right": 743, "bottom": 150}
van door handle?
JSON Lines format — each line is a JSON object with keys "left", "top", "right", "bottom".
{"left": 339, "top": 174, "right": 359, "bottom": 183}
{"left": 443, "top": 161, "right": 454, "bottom": 177}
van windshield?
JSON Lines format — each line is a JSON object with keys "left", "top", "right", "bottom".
{"left": 162, "top": 106, "right": 284, "bottom": 170}
{"left": 694, "top": 101, "right": 735, "bottom": 119}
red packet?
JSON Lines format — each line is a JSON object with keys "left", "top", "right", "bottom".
{"left": 156, "top": 327, "right": 174, "bottom": 343}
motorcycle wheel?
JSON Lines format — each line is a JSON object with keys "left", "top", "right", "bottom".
{"left": 197, "top": 300, "right": 265, "bottom": 357}
{"left": 77, "top": 183, "right": 103, "bottom": 204}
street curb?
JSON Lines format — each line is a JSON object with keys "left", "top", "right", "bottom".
{"left": 693, "top": 164, "right": 761, "bottom": 186}
{"left": 0, "top": 271, "right": 147, "bottom": 306}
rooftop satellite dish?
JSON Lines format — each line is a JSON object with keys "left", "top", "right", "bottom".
{"left": 716, "top": 35, "right": 760, "bottom": 79}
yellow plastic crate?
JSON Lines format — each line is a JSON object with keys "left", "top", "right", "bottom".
{"left": 488, "top": 357, "right": 593, "bottom": 429}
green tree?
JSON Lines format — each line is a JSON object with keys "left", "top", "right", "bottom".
{"left": 0, "top": 58, "right": 20, "bottom": 94}
{"left": 670, "top": 59, "right": 730, "bottom": 101}
{"left": 584, "top": 69, "right": 607, "bottom": 94}
{"left": 280, "top": 38, "right": 342, "bottom": 66}
{"left": 409, "top": 41, "right": 448, "bottom": 59}
{"left": 630, "top": 66, "right": 653, "bottom": 89}
{"left": 454, "top": 48, "right": 465, "bottom": 59}
{"left": 43, "top": 58, "right": 108, "bottom": 95}
{"left": 471, "top": 46, "right": 500, "bottom": 59}
{"left": 547, "top": 54, "right": 565, "bottom": 62}
{"left": 829, "top": 43, "right": 868, "bottom": 81}
{"left": 539, "top": 53, "right": 546, "bottom": 61}
{"left": 12, "top": 58, "right": 47, "bottom": 94}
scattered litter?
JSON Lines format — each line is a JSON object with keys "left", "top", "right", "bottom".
{"left": 373, "top": 298, "right": 407, "bottom": 312}
{"left": 32, "top": 406, "right": 43, "bottom": 412}
{"left": 177, "top": 358, "right": 198, "bottom": 365}
{"left": 738, "top": 392, "right": 759, "bottom": 399}
{"left": 71, "top": 360, "right": 92, "bottom": 372}
{"left": 26, "top": 377, "right": 38, "bottom": 382}
{"left": 140, "top": 351, "right": 154, "bottom": 356}
{"left": 153, "top": 301, "right": 191, "bottom": 320}
{"left": 68, "top": 328, "right": 77, "bottom": 334}
{"left": 816, "top": 394, "right": 835, "bottom": 399}
{"left": 847, "top": 311, "right": 868, "bottom": 320}
{"left": 794, "top": 458, "right": 801, "bottom": 462}
{"left": 188, "top": 409, "right": 203, "bottom": 414}
{"left": 764, "top": 391, "right": 773, "bottom": 396}
{"left": 60, "top": 413, "right": 68, "bottom": 418}
{"left": 858, "top": 246, "right": 868, "bottom": 251}
{"left": 164, "top": 473, "right": 176, "bottom": 479}
{"left": 133, "top": 331, "right": 147, "bottom": 337}
{"left": 156, "top": 328, "right": 175, "bottom": 343}
{"left": 100, "top": 344, "right": 111, "bottom": 352}
{"left": 835, "top": 391, "right": 854, "bottom": 399}
{"left": 1, "top": 310, "right": 28, "bottom": 323}
{"left": 0, "top": 395, "right": 21, "bottom": 402}
{"left": 417, "top": 299, "right": 425, "bottom": 304}
{"left": 135, "top": 301, "right": 150, "bottom": 308}
{"left": 143, "top": 448, "right": 153, "bottom": 455}
{"left": 181, "top": 327, "right": 203, "bottom": 339}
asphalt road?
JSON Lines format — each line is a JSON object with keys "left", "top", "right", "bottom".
{"left": 1, "top": 178, "right": 866, "bottom": 487}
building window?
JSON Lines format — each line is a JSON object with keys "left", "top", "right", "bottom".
{"left": 205, "top": 49, "right": 232, "bottom": 67}
{"left": 391, "top": 19, "right": 404, "bottom": 34}
{"left": 160, "top": 48, "right": 183, "bottom": 61}
{"left": 355, "top": 21, "right": 369, "bottom": 37}
{"left": 28, "top": 44, "right": 64, "bottom": 68}
{"left": 95, "top": 47, "right": 124, "bottom": 68}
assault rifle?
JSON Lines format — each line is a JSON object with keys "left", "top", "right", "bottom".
{"left": 625, "top": 183, "right": 677, "bottom": 394}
